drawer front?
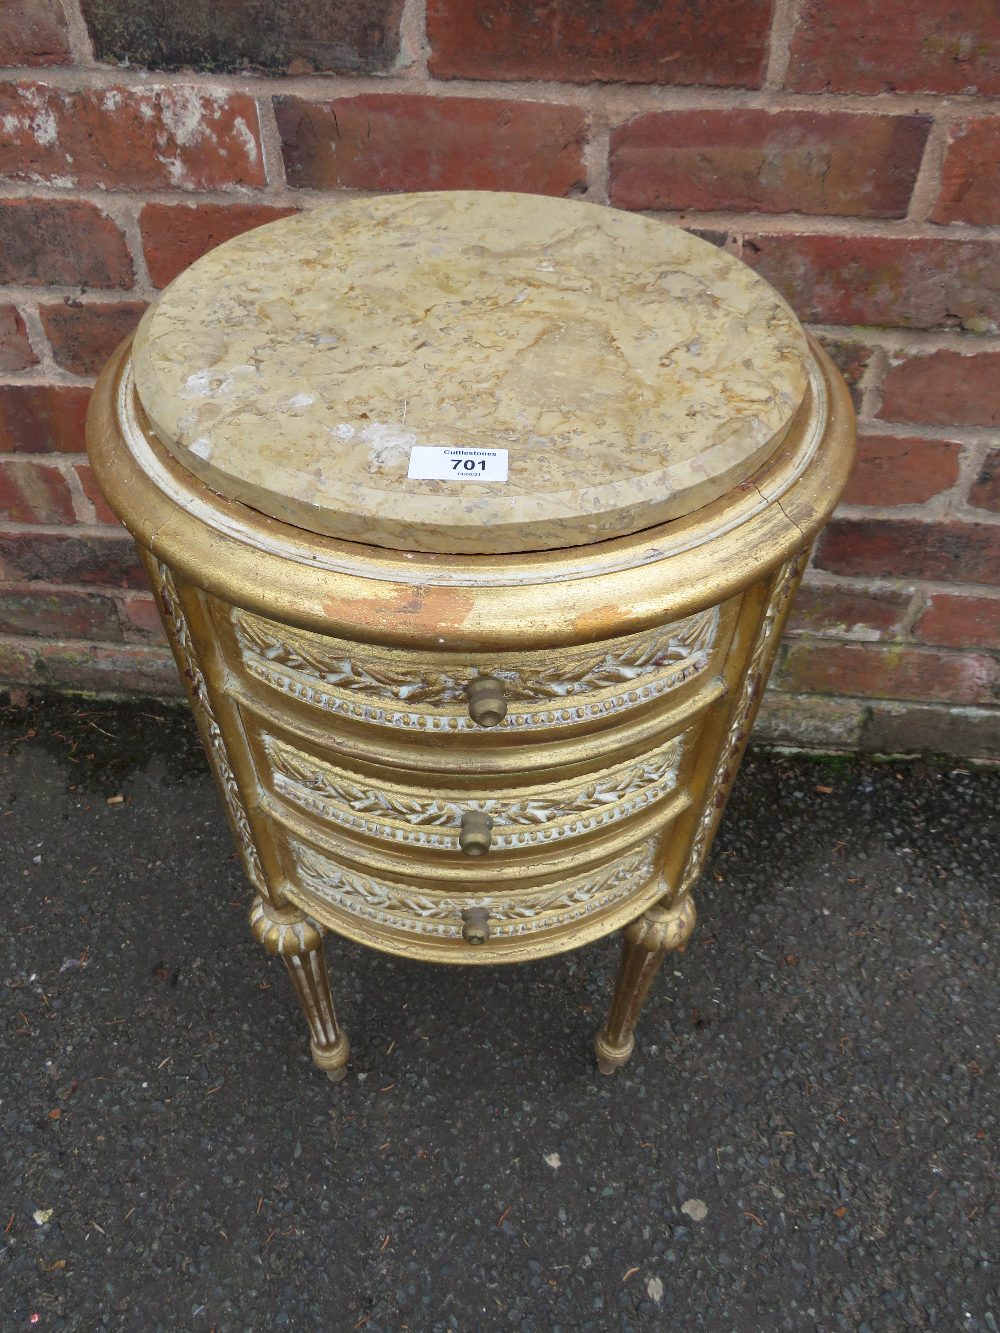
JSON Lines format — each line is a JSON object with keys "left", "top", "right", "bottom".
{"left": 260, "top": 728, "right": 686, "bottom": 857}
{"left": 281, "top": 832, "right": 666, "bottom": 959}
{"left": 229, "top": 603, "right": 721, "bottom": 739}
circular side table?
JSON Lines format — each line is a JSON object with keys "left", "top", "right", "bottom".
{"left": 86, "top": 192, "right": 855, "bottom": 1081}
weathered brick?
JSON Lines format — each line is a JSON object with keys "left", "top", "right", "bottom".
{"left": 609, "top": 110, "right": 929, "bottom": 218}
{"left": 816, "top": 518, "right": 1000, "bottom": 586}
{"left": 814, "top": 337, "right": 874, "bottom": 412}
{"left": 739, "top": 234, "right": 1000, "bottom": 334}
{"left": 0, "top": 83, "right": 265, "bottom": 192}
{"left": 426, "top": 0, "right": 774, "bottom": 87}
{"left": 0, "top": 0, "right": 72, "bottom": 66}
{"left": 842, "top": 434, "right": 962, "bottom": 507}
{"left": 969, "top": 449, "right": 1000, "bottom": 514}
{"left": 276, "top": 94, "right": 588, "bottom": 196}
{"left": 82, "top": 0, "right": 404, "bottom": 74}
{"left": 140, "top": 202, "right": 299, "bottom": 289}
{"left": 0, "top": 199, "right": 133, "bottom": 289}
{"left": 915, "top": 593, "right": 1000, "bottom": 651}
{"left": 116, "top": 593, "right": 168, "bottom": 643}
{"left": 74, "top": 463, "right": 120, "bottom": 526}
{"left": 0, "top": 588, "right": 122, "bottom": 641}
{"left": 933, "top": 118, "right": 1000, "bottom": 225}
{"left": 787, "top": 583, "right": 909, "bottom": 641}
{"left": 778, "top": 641, "right": 997, "bottom": 705}
{"left": 0, "top": 531, "right": 147, "bottom": 588}
{"left": 0, "top": 636, "right": 182, "bottom": 696}
{"left": 39, "top": 301, "right": 147, "bottom": 376}
{"left": 0, "top": 459, "right": 75, "bottom": 524}
{"left": 0, "top": 385, "right": 90, "bottom": 455}
{"left": 754, "top": 691, "right": 867, "bottom": 749}
{"left": 0, "top": 306, "right": 38, "bottom": 373}
{"left": 786, "top": 0, "right": 1000, "bottom": 95}
{"left": 863, "top": 702, "right": 1000, "bottom": 759}
{"left": 877, "top": 350, "right": 1000, "bottom": 429}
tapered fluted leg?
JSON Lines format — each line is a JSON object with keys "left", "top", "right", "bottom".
{"left": 594, "top": 894, "right": 696, "bottom": 1075}
{"left": 249, "top": 897, "right": 350, "bottom": 1082}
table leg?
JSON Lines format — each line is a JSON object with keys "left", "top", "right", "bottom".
{"left": 594, "top": 894, "right": 696, "bottom": 1075}
{"left": 249, "top": 897, "right": 351, "bottom": 1082}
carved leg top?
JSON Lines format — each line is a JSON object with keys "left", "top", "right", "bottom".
{"left": 249, "top": 896, "right": 324, "bottom": 957}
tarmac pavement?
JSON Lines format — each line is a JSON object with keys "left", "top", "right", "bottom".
{"left": 1, "top": 693, "right": 997, "bottom": 1332}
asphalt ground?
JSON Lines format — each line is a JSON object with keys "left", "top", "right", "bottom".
{"left": 1, "top": 692, "right": 997, "bottom": 1332}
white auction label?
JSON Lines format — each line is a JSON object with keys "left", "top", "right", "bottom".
{"left": 407, "top": 446, "right": 508, "bottom": 482}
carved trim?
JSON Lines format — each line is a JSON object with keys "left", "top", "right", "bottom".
{"left": 233, "top": 607, "right": 718, "bottom": 731}
{"left": 289, "top": 838, "right": 660, "bottom": 939}
{"left": 264, "top": 733, "right": 682, "bottom": 850}
{"left": 249, "top": 895, "right": 324, "bottom": 956}
{"left": 678, "top": 548, "right": 809, "bottom": 895}
{"left": 152, "top": 560, "right": 266, "bottom": 892}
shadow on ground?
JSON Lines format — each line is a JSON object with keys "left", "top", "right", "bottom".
{"left": 1, "top": 694, "right": 997, "bottom": 1331}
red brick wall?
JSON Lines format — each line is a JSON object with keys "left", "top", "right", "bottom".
{"left": 2, "top": 0, "right": 999, "bottom": 756}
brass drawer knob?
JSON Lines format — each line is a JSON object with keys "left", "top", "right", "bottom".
{"left": 466, "top": 676, "right": 508, "bottom": 728}
{"left": 461, "top": 906, "right": 491, "bottom": 946}
{"left": 459, "top": 811, "right": 493, "bottom": 856}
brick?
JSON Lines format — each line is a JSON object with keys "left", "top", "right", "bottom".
{"left": 739, "top": 234, "right": 1000, "bottom": 334}
{"left": 786, "top": 0, "right": 1000, "bottom": 95}
{"left": 914, "top": 593, "right": 1000, "bottom": 650}
{"left": 426, "top": 0, "right": 774, "bottom": 88}
{"left": 816, "top": 518, "right": 1000, "bottom": 587}
{"left": 0, "top": 385, "right": 90, "bottom": 455}
{"left": 842, "top": 434, "right": 962, "bottom": 507}
{"left": 0, "top": 588, "right": 122, "bottom": 641}
{"left": 862, "top": 703, "right": 1000, "bottom": 760}
{"left": 969, "top": 450, "right": 1000, "bottom": 514}
{"left": 609, "top": 109, "right": 929, "bottom": 218}
{"left": 0, "top": 199, "right": 133, "bottom": 289}
{"left": 0, "top": 635, "right": 182, "bottom": 696}
{"left": 787, "top": 583, "right": 909, "bottom": 641}
{"left": 0, "top": 82, "right": 265, "bottom": 192}
{"left": 778, "top": 641, "right": 997, "bottom": 706}
{"left": 933, "top": 118, "right": 1000, "bottom": 225}
{"left": 82, "top": 0, "right": 404, "bottom": 74}
{"left": 0, "top": 0, "right": 71, "bottom": 66}
{"left": 116, "top": 593, "right": 168, "bottom": 642}
{"left": 0, "top": 531, "right": 147, "bottom": 588}
{"left": 276, "top": 94, "right": 588, "bottom": 196}
{"left": 877, "top": 350, "right": 1000, "bottom": 429}
{"left": 74, "top": 463, "right": 120, "bottom": 526}
{"left": 39, "top": 301, "right": 147, "bottom": 376}
{"left": 753, "top": 691, "right": 867, "bottom": 749}
{"left": 815, "top": 337, "right": 874, "bottom": 412}
{"left": 0, "top": 460, "right": 75, "bottom": 524}
{"left": 0, "top": 306, "right": 38, "bottom": 372}
{"left": 140, "top": 203, "right": 299, "bottom": 289}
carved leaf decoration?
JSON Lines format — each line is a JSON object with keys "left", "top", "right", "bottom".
{"left": 235, "top": 607, "right": 718, "bottom": 707}
{"left": 266, "top": 736, "right": 680, "bottom": 829}
{"left": 292, "top": 839, "right": 658, "bottom": 925}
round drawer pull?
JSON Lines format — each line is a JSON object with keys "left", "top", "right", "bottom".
{"left": 461, "top": 906, "right": 491, "bottom": 946}
{"left": 459, "top": 811, "right": 493, "bottom": 856}
{"left": 466, "top": 676, "right": 508, "bottom": 728}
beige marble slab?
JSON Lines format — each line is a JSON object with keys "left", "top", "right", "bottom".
{"left": 131, "top": 192, "right": 811, "bottom": 554}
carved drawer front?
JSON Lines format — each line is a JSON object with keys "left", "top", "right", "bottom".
{"left": 258, "top": 729, "right": 686, "bottom": 860}
{"left": 282, "top": 832, "right": 664, "bottom": 951}
{"left": 228, "top": 604, "right": 721, "bottom": 741}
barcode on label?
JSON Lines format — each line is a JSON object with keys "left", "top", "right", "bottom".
{"left": 408, "top": 446, "right": 508, "bottom": 482}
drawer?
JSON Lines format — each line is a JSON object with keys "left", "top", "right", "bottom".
{"left": 227, "top": 602, "right": 723, "bottom": 744}
{"left": 279, "top": 830, "right": 669, "bottom": 961}
{"left": 257, "top": 726, "right": 687, "bottom": 861}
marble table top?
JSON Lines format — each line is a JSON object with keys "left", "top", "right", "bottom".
{"left": 131, "top": 192, "right": 811, "bottom": 554}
